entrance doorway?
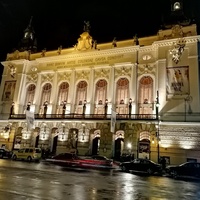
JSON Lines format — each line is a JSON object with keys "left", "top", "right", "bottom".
{"left": 92, "top": 137, "right": 100, "bottom": 155}
{"left": 52, "top": 135, "right": 58, "bottom": 154}
{"left": 114, "top": 138, "right": 124, "bottom": 160}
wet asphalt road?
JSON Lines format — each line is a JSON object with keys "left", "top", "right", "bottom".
{"left": 0, "top": 159, "right": 199, "bottom": 200}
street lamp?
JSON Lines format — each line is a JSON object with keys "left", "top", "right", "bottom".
{"left": 184, "top": 95, "right": 192, "bottom": 122}
{"left": 155, "top": 122, "right": 161, "bottom": 163}
{"left": 155, "top": 90, "right": 160, "bottom": 163}
{"left": 61, "top": 100, "right": 67, "bottom": 118}
{"left": 82, "top": 100, "right": 87, "bottom": 116}
{"left": 43, "top": 101, "right": 48, "bottom": 119}
{"left": 10, "top": 102, "right": 15, "bottom": 118}
{"left": 27, "top": 101, "right": 31, "bottom": 111}
{"left": 155, "top": 91, "right": 159, "bottom": 120}
{"left": 104, "top": 99, "right": 108, "bottom": 118}
{"left": 129, "top": 98, "right": 132, "bottom": 118}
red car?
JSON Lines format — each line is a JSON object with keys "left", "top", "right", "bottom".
{"left": 45, "top": 153, "right": 80, "bottom": 167}
{"left": 79, "top": 155, "right": 113, "bottom": 168}
{"left": 45, "top": 153, "right": 113, "bottom": 169}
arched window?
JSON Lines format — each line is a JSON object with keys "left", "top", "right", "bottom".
{"left": 94, "top": 79, "right": 107, "bottom": 114}
{"left": 76, "top": 81, "right": 87, "bottom": 105}
{"left": 40, "top": 83, "right": 52, "bottom": 105}
{"left": 58, "top": 82, "right": 69, "bottom": 105}
{"left": 116, "top": 78, "right": 129, "bottom": 105}
{"left": 95, "top": 79, "right": 107, "bottom": 104}
{"left": 26, "top": 84, "right": 35, "bottom": 104}
{"left": 138, "top": 76, "right": 153, "bottom": 115}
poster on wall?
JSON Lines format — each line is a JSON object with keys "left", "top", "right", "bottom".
{"left": 166, "top": 66, "right": 189, "bottom": 96}
{"left": 2, "top": 81, "right": 16, "bottom": 101}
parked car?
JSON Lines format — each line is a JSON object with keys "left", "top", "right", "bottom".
{"left": 166, "top": 162, "right": 200, "bottom": 178}
{"left": 120, "top": 158, "right": 162, "bottom": 174}
{"left": 45, "top": 153, "right": 80, "bottom": 167}
{"left": 0, "top": 148, "right": 13, "bottom": 159}
{"left": 12, "top": 147, "right": 42, "bottom": 162}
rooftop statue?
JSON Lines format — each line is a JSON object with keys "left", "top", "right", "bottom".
{"left": 83, "top": 21, "right": 91, "bottom": 32}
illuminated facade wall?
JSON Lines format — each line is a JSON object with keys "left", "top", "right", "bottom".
{"left": 0, "top": 24, "right": 200, "bottom": 164}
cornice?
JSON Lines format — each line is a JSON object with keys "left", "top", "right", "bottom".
{"left": 35, "top": 46, "right": 139, "bottom": 64}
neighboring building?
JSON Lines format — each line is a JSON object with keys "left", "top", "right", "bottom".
{"left": 0, "top": 1, "right": 199, "bottom": 164}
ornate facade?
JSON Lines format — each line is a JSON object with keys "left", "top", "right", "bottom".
{"left": 0, "top": 19, "right": 200, "bottom": 164}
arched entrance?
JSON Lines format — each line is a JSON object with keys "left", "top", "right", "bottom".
{"left": 92, "top": 130, "right": 100, "bottom": 155}
{"left": 138, "top": 131, "right": 150, "bottom": 159}
{"left": 114, "top": 131, "right": 124, "bottom": 160}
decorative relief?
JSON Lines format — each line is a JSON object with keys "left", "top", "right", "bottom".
{"left": 138, "top": 64, "right": 155, "bottom": 76}
{"left": 115, "top": 66, "right": 131, "bottom": 79}
{"left": 158, "top": 25, "right": 193, "bottom": 40}
{"left": 58, "top": 72, "right": 71, "bottom": 82}
{"left": 41, "top": 74, "right": 54, "bottom": 83}
{"left": 8, "top": 64, "right": 17, "bottom": 78}
{"left": 94, "top": 68, "right": 110, "bottom": 80}
{"left": 76, "top": 70, "right": 90, "bottom": 81}
{"left": 26, "top": 74, "right": 38, "bottom": 84}
{"left": 169, "top": 38, "right": 186, "bottom": 64}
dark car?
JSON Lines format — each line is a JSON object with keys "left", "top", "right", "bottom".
{"left": 0, "top": 148, "right": 12, "bottom": 159}
{"left": 166, "top": 162, "right": 200, "bottom": 178}
{"left": 45, "top": 153, "right": 80, "bottom": 167}
{"left": 120, "top": 158, "right": 162, "bottom": 175}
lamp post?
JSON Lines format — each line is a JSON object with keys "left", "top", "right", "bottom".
{"left": 10, "top": 102, "right": 15, "bottom": 118}
{"left": 82, "top": 100, "right": 87, "bottom": 116}
{"left": 155, "top": 90, "right": 160, "bottom": 163}
{"left": 129, "top": 98, "right": 132, "bottom": 118}
{"left": 104, "top": 99, "right": 108, "bottom": 118}
{"left": 61, "top": 100, "right": 67, "bottom": 118}
{"left": 27, "top": 101, "right": 31, "bottom": 111}
{"left": 184, "top": 95, "right": 192, "bottom": 122}
{"left": 43, "top": 101, "right": 48, "bottom": 119}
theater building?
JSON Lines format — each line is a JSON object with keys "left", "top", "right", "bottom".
{"left": 0, "top": 1, "right": 200, "bottom": 164}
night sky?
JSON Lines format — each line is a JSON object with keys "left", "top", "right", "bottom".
{"left": 0, "top": 0, "right": 199, "bottom": 65}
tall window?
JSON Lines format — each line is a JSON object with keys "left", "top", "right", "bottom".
{"left": 26, "top": 84, "right": 35, "bottom": 104}
{"left": 58, "top": 82, "right": 69, "bottom": 105}
{"left": 41, "top": 83, "right": 52, "bottom": 105}
{"left": 116, "top": 78, "right": 129, "bottom": 104}
{"left": 116, "top": 78, "right": 129, "bottom": 114}
{"left": 95, "top": 79, "right": 107, "bottom": 105}
{"left": 76, "top": 81, "right": 87, "bottom": 105}
{"left": 94, "top": 79, "right": 107, "bottom": 114}
{"left": 138, "top": 76, "right": 153, "bottom": 115}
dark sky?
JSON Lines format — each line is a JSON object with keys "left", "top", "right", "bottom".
{"left": 0, "top": 0, "right": 199, "bottom": 63}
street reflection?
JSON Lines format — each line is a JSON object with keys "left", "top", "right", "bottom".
{"left": 0, "top": 160, "right": 199, "bottom": 200}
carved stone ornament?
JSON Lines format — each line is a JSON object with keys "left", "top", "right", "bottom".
{"left": 26, "top": 74, "right": 38, "bottom": 84}
{"left": 169, "top": 38, "right": 186, "bottom": 64}
{"left": 138, "top": 64, "right": 155, "bottom": 76}
{"left": 8, "top": 64, "right": 17, "bottom": 78}
{"left": 94, "top": 68, "right": 110, "bottom": 80}
{"left": 115, "top": 66, "right": 131, "bottom": 79}
{"left": 76, "top": 70, "right": 90, "bottom": 81}
{"left": 41, "top": 74, "right": 54, "bottom": 83}
{"left": 58, "top": 72, "right": 71, "bottom": 82}
{"left": 75, "top": 32, "right": 93, "bottom": 51}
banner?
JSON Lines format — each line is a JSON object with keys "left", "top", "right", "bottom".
{"left": 110, "top": 110, "right": 116, "bottom": 133}
{"left": 26, "top": 110, "right": 35, "bottom": 130}
{"left": 166, "top": 66, "right": 189, "bottom": 95}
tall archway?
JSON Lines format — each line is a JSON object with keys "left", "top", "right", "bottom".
{"left": 138, "top": 131, "right": 151, "bottom": 159}
{"left": 114, "top": 131, "right": 124, "bottom": 160}
{"left": 92, "top": 130, "right": 100, "bottom": 155}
